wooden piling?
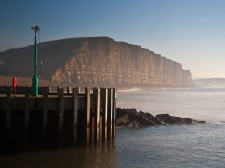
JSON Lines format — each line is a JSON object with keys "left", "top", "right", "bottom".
{"left": 42, "top": 87, "right": 49, "bottom": 133}
{"left": 67, "top": 87, "right": 71, "bottom": 94}
{"left": 112, "top": 88, "right": 116, "bottom": 139}
{"left": 72, "top": 88, "right": 78, "bottom": 145}
{"left": 24, "top": 86, "right": 30, "bottom": 131}
{"left": 101, "top": 88, "right": 108, "bottom": 142}
{"left": 93, "top": 88, "right": 100, "bottom": 144}
{"left": 6, "top": 87, "right": 11, "bottom": 132}
{"left": 107, "top": 88, "right": 113, "bottom": 139}
{"left": 24, "top": 86, "right": 30, "bottom": 150}
{"left": 58, "top": 87, "right": 64, "bottom": 146}
{"left": 85, "top": 87, "right": 91, "bottom": 145}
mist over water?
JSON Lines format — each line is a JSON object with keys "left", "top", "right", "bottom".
{"left": 117, "top": 87, "right": 225, "bottom": 123}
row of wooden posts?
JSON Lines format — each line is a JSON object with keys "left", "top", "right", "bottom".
{"left": 0, "top": 86, "right": 116, "bottom": 153}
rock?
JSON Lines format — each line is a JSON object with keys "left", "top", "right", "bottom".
{"left": 145, "top": 112, "right": 164, "bottom": 125}
{"left": 156, "top": 114, "right": 185, "bottom": 124}
{"left": 182, "top": 118, "right": 206, "bottom": 124}
{"left": 139, "top": 118, "right": 155, "bottom": 126}
{"left": 116, "top": 108, "right": 206, "bottom": 128}
{"left": 116, "top": 108, "right": 129, "bottom": 118}
{"left": 156, "top": 114, "right": 175, "bottom": 124}
{"left": 116, "top": 108, "right": 139, "bottom": 121}
{"left": 156, "top": 114, "right": 206, "bottom": 125}
{"left": 127, "top": 121, "right": 139, "bottom": 128}
{"left": 116, "top": 108, "right": 140, "bottom": 127}
{"left": 139, "top": 111, "right": 146, "bottom": 120}
{"left": 139, "top": 111, "right": 163, "bottom": 126}
{"left": 116, "top": 114, "right": 129, "bottom": 126}
{"left": 182, "top": 118, "right": 195, "bottom": 124}
{"left": 197, "top": 120, "right": 206, "bottom": 124}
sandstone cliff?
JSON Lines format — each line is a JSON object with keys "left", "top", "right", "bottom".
{"left": 0, "top": 37, "right": 192, "bottom": 87}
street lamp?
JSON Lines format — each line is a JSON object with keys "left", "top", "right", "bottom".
{"left": 31, "top": 25, "right": 40, "bottom": 96}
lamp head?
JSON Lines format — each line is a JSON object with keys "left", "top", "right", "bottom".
{"left": 31, "top": 25, "right": 40, "bottom": 32}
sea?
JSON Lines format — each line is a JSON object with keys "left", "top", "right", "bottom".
{"left": 1, "top": 87, "right": 225, "bottom": 168}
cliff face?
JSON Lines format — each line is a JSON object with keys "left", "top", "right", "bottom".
{"left": 51, "top": 37, "right": 192, "bottom": 87}
{"left": 0, "top": 37, "right": 192, "bottom": 87}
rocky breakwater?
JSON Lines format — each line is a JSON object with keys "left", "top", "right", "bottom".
{"left": 116, "top": 108, "right": 206, "bottom": 127}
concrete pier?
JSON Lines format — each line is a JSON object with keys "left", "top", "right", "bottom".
{"left": 0, "top": 86, "right": 116, "bottom": 153}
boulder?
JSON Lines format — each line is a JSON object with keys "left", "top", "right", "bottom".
{"left": 116, "top": 108, "right": 139, "bottom": 121}
{"left": 145, "top": 112, "right": 164, "bottom": 125}
{"left": 127, "top": 121, "right": 139, "bottom": 128}
{"left": 139, "top": 111, "right": 163, "bottom": 126}
{"left": 156, "top": 114, "right": 206, "bottom": 125}
{"left": 156, "top": 114, "right": 174, "bottom": 124}
{"left": 116, "top": 114, "right": 129, "bottom": 127}
{"left": 116, "top": 108, "right": 129, "bottom": 118}
{"left": 197, "top": 120, "right": 206, "bottom": 124}
{"left": 182, "top": 118, "right": 206, "bottom": 124}
{"left": 116, "top": 108, "right": 206, "bottom": 127}
{"left": 182, "top": 118, "right": 195, "bottom": 124}
{"left": 139, "top": 118, "right": 155, "bottom": 126}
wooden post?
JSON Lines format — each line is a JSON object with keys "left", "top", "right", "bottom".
{"left": 112, "top": 88, "right": 116, "bottom": 139}
{"left": 22, "top": 86, "right": 29, "bottom": 150}
{"left": 102, "top": 88, "right": 108, "bottom": 142}
{"left": 4, "top": 87, "right": 12, "bottom": 153}
{"left": 42, "top": 87, "right": 49, "bottom": 133}
{"left": 85, "top": 87, "right": 91, "bottom": 145}
{"left": 58, "top": 87, "right": 64, "bottom": 146}
{"left": 107, "top": 88, "right": 113, "bottom": 140}
{"left": 93, "top": 88, "right": 100, "bottom": 144}
{"left": 67, "top": 87, "right": 70, "bottom": 94}
{"left": 72, "top": 88, "right": 78, "bottom": 145}
{"left": 6, "top": 87, "right": 11, "bottom": 132}
{"left": 24, "top": 86, "right": 30, "bottom": 131}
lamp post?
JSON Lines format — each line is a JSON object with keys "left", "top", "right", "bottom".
{"left": 31, "top": 25, "right": 40, "bottom": 96}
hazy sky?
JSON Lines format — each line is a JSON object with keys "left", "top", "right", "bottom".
{"left": 1, "top": 0, "right": 225, "bottom": 78}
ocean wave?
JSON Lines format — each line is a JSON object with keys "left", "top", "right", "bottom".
{"left": 207, "top": 121, "right": 225, "bottom": 125}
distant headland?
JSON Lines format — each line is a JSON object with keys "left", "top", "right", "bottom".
{"left": 194, "top": 78, "right": 225, "bottom": 87}
{"left": 0, "top": 37, "right": 193, "bottom": 88}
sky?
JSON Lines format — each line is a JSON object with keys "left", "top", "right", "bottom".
{"left": 1, "top": 0, "right": 225, "bottom": 78}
